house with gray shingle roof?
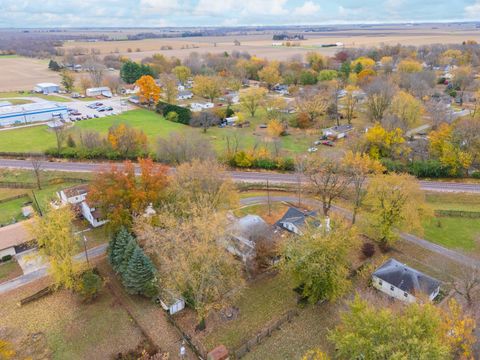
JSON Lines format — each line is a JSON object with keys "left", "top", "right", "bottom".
{"left": 372, "top": 258, "right": 441, "bottom": 303}
{"left": 275, "top": 207, "right": 318, "bottom": 235}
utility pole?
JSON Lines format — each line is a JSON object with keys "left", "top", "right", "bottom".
{"left": 267, "top": 179, "right": 271, "bottom": 216}
{"left": 31, "top": 190, "right": 42, "bottom": 216}
{"left": 83, "top": 235, "right": 90, "bottom": 267}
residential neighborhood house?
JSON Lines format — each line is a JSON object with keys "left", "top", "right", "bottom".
{"left": 372, "top": 258, "right": 441, "bottom": 303}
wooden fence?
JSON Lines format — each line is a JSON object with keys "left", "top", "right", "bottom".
{"left": 166, "top": 314, "right": 207, "bottom": 359}
{"left": 0, "top": 177, "right": 88, "bottom": 189}
{"left": 0, "top": 193, "right": 29, "bottom": 204}
{"left": 233, "top": 309, "right": 299, "bottom": 359}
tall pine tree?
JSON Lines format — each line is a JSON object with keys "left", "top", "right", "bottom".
{"left": 109, "top": 227, "right": 133, "bottom": 273}
{"left": 122, "top": 246, "right": 157, "bottom": 296}
{"left": 117, "top": 238, "right": 137, "bottom": 276}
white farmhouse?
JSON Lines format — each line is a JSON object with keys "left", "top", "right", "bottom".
{"left": 80, "top": 202, "right": 108, "bottom": 228}
{"left": 57, "top": 184, "right": 107, "bottom": 228}
{"left": 57, "top": 184, "right": 89, "bottom": 205}
{"left": 372, "top": 258, "right": 440, "bottom": 303}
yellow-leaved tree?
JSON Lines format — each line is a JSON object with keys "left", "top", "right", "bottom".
{"left": 397, "top": 59, "right": 423, "bottom": 73}
{"left": 239, "top": 87, "right": 268, "bottom": 117}
{"left": 362, "top": 173, "right": 429, "bottom": 249}
{"left": 136, "top": 75, "right": 161, "bottom": 109}
{"left": 30, "top": 206, "right": 79, "bottom": 290}
{"left": 258, "top": 61, "right": 282, "bottom": 89}
{"left": 390, "top": 90, "right": 424, "bottom": 128}
{"left": 192, "top": 75, "right": 223, "bottom": 102}
{"left": 429, "top": 123, "right": 472, "bottom": 176}
{"left": 364, "top": 122, "right": 406, "bottom": 160}
{"left": 267, "top": 119, "right": 284, "bottom": 137}
{"left": 302, "top": 349, "right": 330, "bottom": 360}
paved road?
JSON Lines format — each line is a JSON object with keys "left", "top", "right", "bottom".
{"left": 240, "top": 195, "right": 480, "bottom": 269}
{"left": 0, "top": 243, "right": 107, "bottom": 295}
{"left": 0, "top": 159, "right": 479, "bottom": 193}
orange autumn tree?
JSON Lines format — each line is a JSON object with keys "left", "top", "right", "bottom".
{"left": 136, "top": 75, "right": 161, "bottom": 108}
{"left": 107, "top": 123, "right": 148, "bottom": 157}
{"left": 87, "top": 159, "right": 169, "bottom": 230}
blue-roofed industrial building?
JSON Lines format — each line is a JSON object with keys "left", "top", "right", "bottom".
{"left": 0, "top": 102, "right": 68, "bottom": 126}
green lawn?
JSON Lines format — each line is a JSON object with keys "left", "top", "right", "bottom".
{"left": 426, "top": 192, "right": 480, "bottom": 212}
{"left": 0, "top": 260, "right": 23, "bottom": 282}
{"left": 0, "top": 196, "right": 29, "bottom": 225}
{"left": 203, "top": 274, "right": 297, "bottom": 351}
{"left": 0, "top": 108, "right": 318, "bottom": 156}
{"left": 422, "top": 217, "right": 480, "bottom": 252}
{"left": 0, "top": 91, "right": 69, "bottom": 102}
{"left": 4, "top": 99, "right": 34, "bottom": 105}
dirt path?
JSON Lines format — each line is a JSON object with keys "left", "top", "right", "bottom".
{"left": 97, "top": 262, "right": 196, "bottom": 359}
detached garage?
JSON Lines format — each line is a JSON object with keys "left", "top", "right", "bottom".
{"left": 33, "top": 83, "right": 60, "bottom": 94}
{"left": 0, "top": 219, "right": 35, "bottom": 258}
{"left": 86, "top": 87, "right": 112, "bottom": 98}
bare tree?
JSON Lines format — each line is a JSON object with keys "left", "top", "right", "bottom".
{"left": 156, "top": 131, "right": 215, "bottom": 165}
{"left": 84, "top": 55, "right": 106, "bottom": 87}
{"left": 53, "top": 125, "right": 67, "bottom": 152}
{"left": 306, "top": 155, "right": 351, "bottom": 217}
{"left": 365, "top": 76, "right": 397, "bottom": 123}
{"left": 31, "top": 157, "right": 44, "bottom": 190}
{"left": 452, "top": 267, "right": 480, "bottom": 309}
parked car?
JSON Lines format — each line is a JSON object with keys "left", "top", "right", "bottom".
{"left": 307, "top": 147, "right": 318, "bottom": 153}
{"left": 321, "top": 141, "right": 335, "bottom": 147}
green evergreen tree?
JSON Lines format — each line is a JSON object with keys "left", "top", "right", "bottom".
{"left": 354, "top": 62, "right": 363, "bottom": 74}
{"left": 117, "top": 238, "right": 137, "bottom": 276}
{"left": 109, "top": 227, "right": 133, "bottom": 272}
{"left": 122, "top": 246, "right": 157, "bottom": 296}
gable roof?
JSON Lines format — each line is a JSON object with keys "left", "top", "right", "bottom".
{"left": 0, "top": 219, "right": 36, "bottom": 250}
{"left": 373, "top": 258, "right": 440, "bottom": 296}
{"left": 275, "top": 207, "right": 317, "bottom": 228}
{"left": 62, "top": 184, "right": 89, "bottom": 198}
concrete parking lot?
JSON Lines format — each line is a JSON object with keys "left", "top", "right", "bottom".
{"left": 64, "top": 97, "right": 134, "bottom": 120}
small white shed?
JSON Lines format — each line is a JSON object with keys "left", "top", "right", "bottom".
{"left": 158, "top": 290, "right": 185, "bottom": 315}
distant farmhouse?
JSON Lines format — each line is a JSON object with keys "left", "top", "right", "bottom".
{"left": 0, "top": 101, "right": 68, "bottom": 127}
{"left": 372, "top": 258, "right": 441, "bottom": 303}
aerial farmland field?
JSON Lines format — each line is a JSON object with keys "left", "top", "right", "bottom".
{"left": 0, "top": 56, "right": 61, "bottom": 92}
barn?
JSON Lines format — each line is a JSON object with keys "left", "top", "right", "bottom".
{"left": 0, "top": 102, "right": 68, "bottom": 126}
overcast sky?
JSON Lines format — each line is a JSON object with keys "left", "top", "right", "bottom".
{"left": 2, "top": 0, "right": 480, "bottom": 28}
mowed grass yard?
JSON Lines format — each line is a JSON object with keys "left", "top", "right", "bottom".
{"left": 0, "top": 278, "right": 144, "bottom": 360}
{"left": 0, "top": 108, "right": 319, "bottom": 156}
{"left": 420, "top": 192, "right": 480, "bottom": 253}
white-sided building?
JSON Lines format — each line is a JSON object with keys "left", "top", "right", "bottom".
{"left": 57, "top": 184, "right": 107, "bottom": 228}
{"left": 86, "top": 87, "right": 112, "bottom": 98}
{"left": 190, "top": 102, "right": 214, "bottom": 112}
{"left": 177, "top": 90, "right": 193, "bottom": 101}
{"left": 372, "top": 258, "right": 441, "bottom": 303}
{"left": 0, "top": 102, "right": 68, "bottom": 127}
{"left": 57, "top": 184, "right": 89, "bottom": 205}
{"left": 81, "top": 202, "right": 108, "bottom": 228}
{"left": 33, "top": 83, "right": 60, "bottom": 94}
